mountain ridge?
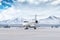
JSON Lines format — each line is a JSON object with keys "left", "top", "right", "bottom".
{"left": 0, "top": 16, "right": 60, "bottom": 24}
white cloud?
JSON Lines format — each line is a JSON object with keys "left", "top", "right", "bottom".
{"left": 0, "top": 0, "right": 2, "bottom": 5}
{"left": 0, "top": 0, "right": 2, "bottom": 2}
{"left": 0, "top": 6, "right": 22, "bottom": 21}
{"left": 0, "top": 0, "right": 60, "bottom": 21}
{"left": 0, "top": 2, "right": 2, "bottom": 5}
{"left": 16, "top": 0, "right": 49, "bottom": 5}
{"left": 17, "top": 0, "right": 26, "bottom": 2}
{"left": 27, "top": 0, "right": 38, "bottom": 5}
{"left": 50, "top": 0, "right": 60, "bottom": 5}
{"left": 16, "top": 0, "right": 60, "bottom": 6}
{"left": 38, "top": 0, "right": 48, "bottom": 2}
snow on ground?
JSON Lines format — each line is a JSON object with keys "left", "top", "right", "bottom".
{"left": 0, "top": 27, "right": 60, "bottom": 40}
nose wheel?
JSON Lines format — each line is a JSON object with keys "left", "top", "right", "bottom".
{"left": 25, "top": 27, "right": 28, "bottom": 29}
{"left": 25, "top": 27, "right": 36, "bottom": 30}
{"left": 34, "top": 27, "right": 36, "bottom": 29}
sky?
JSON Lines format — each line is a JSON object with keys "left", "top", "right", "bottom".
{"left": 0, "top": 0, "right": 60, "bottom": 21}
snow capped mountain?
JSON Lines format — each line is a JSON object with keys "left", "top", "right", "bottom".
{"left": 7, "top": 18, "right": 23, "bottom": 24}
{"left": 47, "top": 16, "right": 60, "bottom": 20}
{"left": 0, "top": 16, "right": 60, "bottom": 24}
{"left": 0, "top": 17, "right": 29, "bottom": 24}
{"left": 39, "top": 16, "right": 60, "bottom": 24}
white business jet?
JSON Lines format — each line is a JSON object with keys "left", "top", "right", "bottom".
{"left": 22, "top": 15, "right": 39, "bottom": 29}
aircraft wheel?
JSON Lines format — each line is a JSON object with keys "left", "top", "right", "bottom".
{"left": 4, "top": 25, "right": 10, "bottom": 28}
{"left": 34, "top": 27, "right": 36, "bottom": 29}
{"left": 55, "top": 26, "right": 58, "bottom": 28}
{"left": 25, "top": 27, "right": 28, "bottom": 29}
{"left": 51, "top": 26, "right": 53, "bottom": 28}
